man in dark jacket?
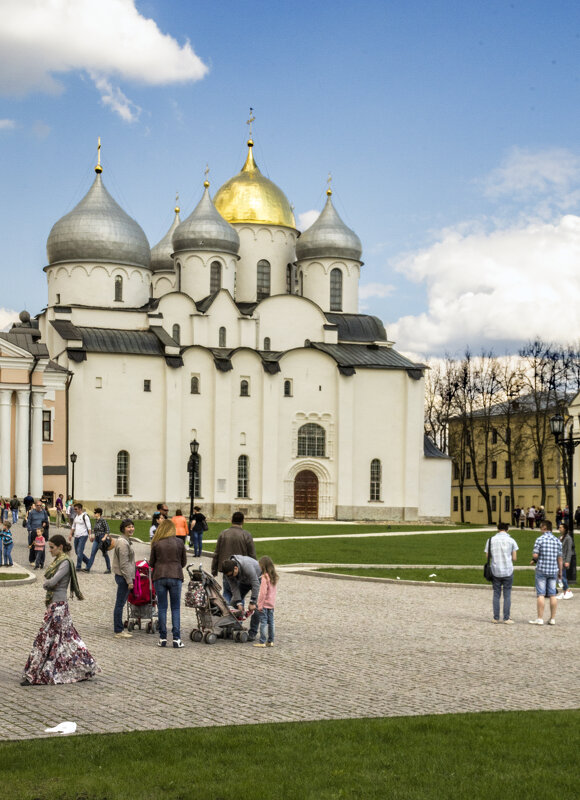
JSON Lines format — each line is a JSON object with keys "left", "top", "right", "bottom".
{"left": 222, "top": 555, "right": 261, "bottom": 641}
{"left": 211, "top": 511, "right": 256, "bottom": 601}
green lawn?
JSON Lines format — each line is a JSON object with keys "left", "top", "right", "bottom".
{"left": 317, "top": 566, "right": 537, "bottom": 586}
{"left": 0, "top": 573, "right": 28, "bottom": 581}
{"left": 0, "top": 711, "right": 577, "bottom": 799}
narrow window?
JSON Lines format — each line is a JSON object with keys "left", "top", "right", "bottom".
{"left": 370, "top": 458, "right": 382, "bottom": 501}
{"left": 219, "top": 327, "right": 226, "bottom": 347}
{"left": 240, "top": 379, "right": 249, "bottom": 397}
{"left": 465, "top": 495, "right": 471, "bottom": 512}
{"left": 172, "top": 324, "right": 180, "bottom": 344}
{"left": 491, "top": 428, "right": 498, "bottom": 444}
{"left": 465, "top": 463, "right": 471, "bottom": 479}
{"left": 176, "top": 262, "right": 181, "bottom": 292}
{"left": 453, "top": 496, "right": 459, "bottom": 512}
{"left": 95, "top": 377, "right": 102, "bottom": 389}
{"left": 284, "top": 380, "right": 292, "bottom": 397}
{"left": 237, "top": 455, "right": 249, "bottom": 498}
{"left": 491, "top": 461, "right": 497, "bottom": 479}
{"left": 504, "top": 495, "right": 511, "bottom": 512}
{"left": 453, "top": 462, "right": 459, "bottom": 480}
{"left": 297, "top": 423, "right": 326, "bottom": 457}
{"left": 191, "top": 376, "right": 200, "bottom": 395}
{"left": 263, "top": 337, "right": 271, "bottom": 351}
{"left": 117, "top": 450, "right": 129, "bottom": 495}
{"left": 504, "top": 461, "right": 511, "bottom": 479}
{"left": 114, "top": 276, "right": 123, "bottom": 302}
{"left": 533, "top": 461, "right": 540, "bottom": 479}
{"left": 143, "top": 379, "right": 151, "bottom": 392}
{"left": 330, "top": 268, "right": 343, "bottom": 311}
{"left": 210, "top": 261, "right": 222, "bottom": 294}
{"left": 286, "top": 264, "right": 293, "bottom": 294}
{"left": 257, "top": 260, "right": 271, "bottom": 301}
{"left": 491, "top": 496, "right": 497, "bottom": 512}
{"left": 192, "top": 455, "right": 202, "bottom": 497}
{"left": 56, "top": 293, "right": 61, "bottom": 304}
{"left": 42, "top": 410, "right": 52, "bottom": 442}
{"left": 299, "top": 271, "right": 304, "bottom": 296}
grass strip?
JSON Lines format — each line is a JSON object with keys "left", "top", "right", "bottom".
{"left": 0, "top": 711, "right": 577, "bottom": 799}
{"left": 317, "top": 566, "right": 538, "bottom": 586}
{"left": 0, "top": 573, "right": 28, "bottom": 581}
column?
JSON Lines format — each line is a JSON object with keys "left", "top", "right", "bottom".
{"left": 14, "top": 390, "right": 30, "bottom": 498}
{"left": 30, "top": 392, "right": 45, "bottom": 498}
{"left": 0, "top": 390, "right": 12, "bottom": 496}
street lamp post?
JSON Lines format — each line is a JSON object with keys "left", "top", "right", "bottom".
{"left": 188, "top": 439, "right": 199, "bottom": 530}
{"left": 498, "top": 490, "right": 503, "bottom": 526}
{"left": 70, "top": 452, "right": 77, "bottom": 501}
{"left": 550, "top": 413, "right": 579, "bottom": 582}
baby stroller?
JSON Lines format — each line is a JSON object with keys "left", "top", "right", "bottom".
{"left": 125, "top": 559, "right": 159, "bottom": 634}
{"left": 185, "top": 564, "right": 249, "bottom": 644}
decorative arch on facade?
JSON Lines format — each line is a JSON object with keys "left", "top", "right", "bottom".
{"left": 283, "top": 458, "right": 334, "bottom": 519}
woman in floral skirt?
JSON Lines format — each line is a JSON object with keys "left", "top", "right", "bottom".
{"left": 21, "top": 534, "right": 100, "bottom": 686}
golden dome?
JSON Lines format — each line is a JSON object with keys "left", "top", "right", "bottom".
{"left": 214, "top": 141, "right": 296, "bottom": 229}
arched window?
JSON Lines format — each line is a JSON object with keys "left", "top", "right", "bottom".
{"left": 299, "top": 271, "right": 304, "bottom": 296}
{"left": 286, "top": 264, "right": 293, "bottom": 294}
{"left": 370, "top": 459, "right": 382, "bottom": 501}
{"left": 114, "top": 276, "right": 123, "bottom": 302}
{"left": 263, "top": 337, "right": 271, "bottom": 351}
{"left": 116, "top": 450, "right": 129, "bottom": 495}
{"left": 257, "top": 259, "right": 271, "bottom": 301}
{"left": 210, "top": 261, "right": 222, "bottom": 294}
{"left": 237, "top": 455, "right": 249, "bottom": 498}
{"left": 172, "top": 324, "right": 181, "bottom": 344}
{"left": 284, "top": 380, "right": 292, "bottom": 397}
{"left": 176, "top": 262, "right": 181, "bottom": 292}
{"left": 297, "top": 423, "right": 326, "bottom": 457}
{"left": 191, "top": 376, "right": 200, "bottom": 394}
{"left": 330, "top": 268, "right": 343, "bottom": 311}
{"left": 219, "top": 327, "right": 226, "bottom": 347}
{"left": 240, "top": 379, "right": 249, "bottom": 397}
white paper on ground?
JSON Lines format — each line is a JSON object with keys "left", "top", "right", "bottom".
{"left": 44, "top": 721, "right": 77, "bottom": 735}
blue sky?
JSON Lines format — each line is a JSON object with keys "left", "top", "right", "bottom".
{"left": 1, "top": 0, "right": 580, "bottom": 357}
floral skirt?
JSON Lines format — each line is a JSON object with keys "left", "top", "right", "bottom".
{"left": 23, "top": 601, "right": 101, "bottom": 685}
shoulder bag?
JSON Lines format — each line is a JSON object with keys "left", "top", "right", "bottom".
{"left": 483, "top": 537, "right": 493, "bottom": 582}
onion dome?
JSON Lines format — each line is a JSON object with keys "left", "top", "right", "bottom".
{"left": 46, "top": 170, "right": 150, "bottom": 269}
{"left": 296, "top": 189, "right": 362, "bottom": 261}
{"left": 172, "top": 182, "right": 240, "bottom": 256}
{"left": 214, "top": 140, "right": 296, "bottom": 229}
{"left": 151, "top": 204, "right": 181, "bottom": 271}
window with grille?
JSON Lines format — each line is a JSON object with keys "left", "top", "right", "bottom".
{"left": 172, "top": 324, "right": 180, "bottom": 344}
{"left": 114, "top": 276, "right": 123, "bottom": 301}
{"left": 237, "top": 455, "right": 249, "bottom": 498}
{"left": 191, "top": 455, "right": 202, "bottom": 497}
{"left": 143, "top": 379, "right": 151, "bottom": 392}
{"left": 117, "top": 450, "right": 129, "bottom": 495}
{"left": 297, "top": 423, "right": 326, "bottom": 457}
{"left": 219, "top": 327, "right": 226, "bottom": 347}
{"left": 299, "top": 271, "right": 303, "bottom": 296}
{"left": 504, "top": 461, "right": 511, "bottom": 479}
{"left": 191, "top": 376, "right": 200, "bottom": 394}
{"left": 453, "top": 496, "right": 459, "bottom": 512}
{"left": 492, "top": 496, "right": 497, "bottom": 512}
{"left": 370, "top": 459, "right": 382, "bottom": 501}
{"left": 210, "top": 261, "right": 222, "bottom": 293}
{"left": 504, "top": 495, "right": 511, "bottom": 512}
{"left": 465, "top": 495, "right": 471, "bottom": 511}
{"left": 42, "top": 410, "right": 52, "bottom": 441}
{"left": 465, "top": 463, "right": 471, "bottom": 479}
{"left": 286, "top": 264, "right": 293, "bottom": 294}
{"left": 257, "top": 260, "right": 271, "bottom": 300}
{"left": 263, "top": 337, "right": 271, "bottom": 351}
{"left": 330, "top": 268, "right": 343, "bottom": 311}
{"left": 284, "top": 380, "right": 292, "bottom": 397}
{"left": 240, "top": 379, "right": 249, "bottom": 397}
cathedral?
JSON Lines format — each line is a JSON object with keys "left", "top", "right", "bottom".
{"left": 4, "top": 133, "right": 450, "bottom": 520}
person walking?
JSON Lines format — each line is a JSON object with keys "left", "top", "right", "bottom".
{"left": 254, "top": 555, "right": 278, "bottom": 648}
{"left": 69, "top": 503, "right": 91, "bottom": 571}
{"left": 171, "top": 509, "right": 189, "bottom": 547}
{"left": 55, "top": 494, "right": 64, "bottom": 528}
{"left": 21, "top": 534, "right": 100, "bottom": 685}
{"left": 556, "top": 523, "right": 574, "bottom": 600}
{"left": 86, "top": 508, "right": 112, "bottom": 573}
{"left": 190, "top": 506, "right": 207, "bottom": 558}
{"left": 112, "top": 519, "right": 136, "bottom": 639}
{"left": 26, "top": 499, "right": 49, "bottom": 565}
{"left": 211, "top": 511, "right": 256, "bottom": 604}
{"left": 529, "top": 520, "right": 563, "bottom": 626}
{"left": 484, "top": 522, "right": 518, "bottom": 624}
{"left": 23, "top": 493, "right": 34, "bottom": 520}
{"left": 1, "top": 520, "right": 13, "bottom": 566}
{"left": 9, "top": 495, "right": 20, "bottom": 524}
{"left": 150, "top": 519, "right": 187, "bottom": 648}
{"left": 32, "top": 528, "right": 47, "bottom": 569}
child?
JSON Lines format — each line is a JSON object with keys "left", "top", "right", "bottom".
{"left": 0, "top": 520, "right": 13, "bottom": 566}
{"left": 33, "top": 528, "right": 46, "bottom": 569}
{"left": 253, "top": 555, "right": 278, "bottom": 648}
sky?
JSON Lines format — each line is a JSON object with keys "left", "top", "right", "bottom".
{"left": 1, "top": 0, "right": 580, "bottom": 359}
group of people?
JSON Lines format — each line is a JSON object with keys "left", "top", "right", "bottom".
{"left": 148, "top": 504, "right": 208, "bottom": 558}
{"left": 20, "top": 508, "right": 279, "bottom": 684}
{"left": 484, "top": 519, "right": 575, "bottom": 625}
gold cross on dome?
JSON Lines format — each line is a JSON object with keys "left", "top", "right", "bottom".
{"left": 95, "top": 136, "right": 103, "bottom": 173}
{"left": 246, "top": 107, "right": 256, "bottom": 138}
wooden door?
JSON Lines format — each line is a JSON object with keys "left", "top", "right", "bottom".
{"left": 294, "top": 470, "right": 318, "bottom": 519}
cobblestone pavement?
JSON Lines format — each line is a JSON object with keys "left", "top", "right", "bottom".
{"left": 1, "top": 523, "right": 578, "bottom": 741}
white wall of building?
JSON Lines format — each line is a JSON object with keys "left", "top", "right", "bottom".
{"left": 46, "top": 263, "right": 151, "bottom": 308}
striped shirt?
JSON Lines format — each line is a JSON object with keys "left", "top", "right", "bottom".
{"left": 485, "top": 532, "right": 519, "bottom": 577}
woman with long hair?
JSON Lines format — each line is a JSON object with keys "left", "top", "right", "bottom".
{"left": 21, "top": 534, "right": 100, "bottom": 685}
{"left": 150, "top": 520, "right": 187, "bottom": 648}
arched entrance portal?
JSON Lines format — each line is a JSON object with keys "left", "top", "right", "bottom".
{"left": 294, "top": 470, "right": 319, "bottom": 519}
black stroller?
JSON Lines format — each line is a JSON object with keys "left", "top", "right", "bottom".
{"left": 185, "top": 564, "right": 250, "bottom": 644}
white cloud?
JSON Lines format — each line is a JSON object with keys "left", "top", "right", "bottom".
{"left": 0, "top": 308, "right": 20, "bottom": 331}
{"left": 31, "top": 120, "right": 51, "bottom": 139}
{"left": 0, "top": 118, "right": 16, "bottom": 130}
{"left": 0, "top": 0, "right": 208, "bottom": 120}
{"left": 297, "top": 209, "right": 319, "bottom": 231}
{"left": 359, "top": 283, "right": 395, "bottom": 300}
{"left": 389, "top": 215, "right": 580, "bottom": 356}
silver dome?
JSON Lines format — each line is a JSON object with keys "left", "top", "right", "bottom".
{"left": 46, "top": 173, "right": 151, "bottom": 269}
{"left": 172, "top": 185, "right": 240, "bottom": 256}
{"left": 296, "top": 193, "right": 362, "bottom": 261}
{"left": 150, "top": 208, "right": 181, "bottom": 272}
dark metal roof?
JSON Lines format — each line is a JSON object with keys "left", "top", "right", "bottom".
{"left": 79, "top": 328, "right": 166, "bottom": 356}
{"left": 149, "top": 326, "right": 179, "bottom": 347}
{"left": 195, "top": 292, "right": 220, "bottom": 313}
{"left": 310, "top": 342, "right": 425, "bottom": 371}
{"left": 424, "top": 434, "right": 449, "bottom": 459}
{"left": 0, "top": 331, "right": 49, "bottom": 357}
{"left": 324, "top": 313, "right": 387, "bottom": 342}
{"left": 236, "top": 301, "right": 259, "bottom": 317}
{"left": 51, "top": 320, "right": 83, "bottom": 340}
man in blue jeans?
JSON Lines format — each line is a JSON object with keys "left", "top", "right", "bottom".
{"left": 529, "top": 520, "right": 563, "bottom": 626}
{"left": 69, "top": 503, "right": 91, "bottom": 570}
{"left": 484, "top": 522, "right": 518, "bottom": 624}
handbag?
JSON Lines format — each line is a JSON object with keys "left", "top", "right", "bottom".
{"left": 201, "top": 519, "right": 209, "bottom": 532}
{"left": 483, "top": 537, "right": 493, "bottom": 582}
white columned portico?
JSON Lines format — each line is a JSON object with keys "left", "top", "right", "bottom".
{"left": 30, "top": 391, "right": 45, "bottom": 498}
{"left": 15, "top": 389, "right": 30, "bottom": 497}
{"left": 0, "top": 390, "right": 12, "bottom": 495}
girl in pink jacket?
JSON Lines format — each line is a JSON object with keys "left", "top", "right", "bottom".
{"left": 254, "top": 556, "right": 278, "bottom": 648}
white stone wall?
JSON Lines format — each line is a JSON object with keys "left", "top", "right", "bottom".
{"left": 255, "top": 295, "right": 329, "bottom": 351}
{"left": 297, "top": 257, "right": 361, "bottom": 313}
{"left": 234, "top": 225, "right": 297, "bottom": 302}
{"left": 46, "top": 263, "right": 151, "bottom": 308}
{"left": 174, "top": 252, "right": 237, "bottom": 302}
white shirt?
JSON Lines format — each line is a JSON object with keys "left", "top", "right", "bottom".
{"left": 71, "top": 512, "right": 91, "bottom": 538}
{"left": 485, "top": 531, "right": 518, "bottom": 577}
